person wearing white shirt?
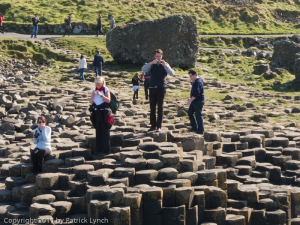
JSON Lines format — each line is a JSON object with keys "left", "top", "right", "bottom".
{"left": 90, "top": 76, "right": 111, "bottom": 156}
{"left": 31, "top": 116, "right": 52, "bottom": 173}
{"left": 78, "top": 55, "right": 87, "bottom": 81}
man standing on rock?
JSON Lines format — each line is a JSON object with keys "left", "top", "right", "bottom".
{"left": 187, "top": 69, "right": 205, "bottom": 134}
{"left": 142, "top": 49, "right": 175, "bottom": 132}
{"left": 31, "top": 14, "right": 40, "bottom": 38}
{"left": 93, "top": 50, "right": 104, "bottom": 76}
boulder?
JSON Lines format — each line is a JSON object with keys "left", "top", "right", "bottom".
{"left": 272, "top": 40, "right": 300, "bottom": 70}
{"left": 253, "top": 64, "right": 270, "bottom": 75}
{"left": 106, "top": 14, "right": 199, "bottom": 69}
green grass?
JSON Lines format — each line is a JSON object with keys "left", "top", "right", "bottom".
{"left": 0, "top": 38, "right": 73, "bottom": 63}
{"left": 2, "top": 0, "right": 300, "bottom": 34}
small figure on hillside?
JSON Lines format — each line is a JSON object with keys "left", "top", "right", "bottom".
{"left": 142, "top": 49, "right": 175, "bottom": 132}
{"left": 93, "top": 50, "right": 104, "bottom": 77}
{"left": 187, "top": 69, "right": 205, "bottom": 134}
{"left": 63, "top": 16, "right": 72, "bottom": 37}
{"left": 31, "top": 14, "right": 40, "bottom": 38}
{"left": 141, "top": 64, "right": 151, "bottom": 100}
{"left": 78, "top": 55, "right": 87, "bottom": 81}
{"left": 0, "top": 13, "right": 4, "bottom": 35}
{"left": 109, "top": 15, "right": 115, "bottom": 31}
{"left": 96, "top": 14, "right": 105, "bottom": 37}
{"left": 132, "top": 72, "right": 143, "bottom": 100}
{"left": 31, "top": 116, "right": 52, "bottom": 174}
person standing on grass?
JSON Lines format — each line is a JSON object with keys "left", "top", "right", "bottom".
{"left": 187, "top": 69, "right": 205, "bottom": 135}
{"left": 142, "top": 49, "right": 175, "bottom": 132}
{"left": 31, "top": 14, "right": 40, "bottom": 38}
{"left": 93, "top": 50, "right": 104, "bottom": 77}
{"left": 132, "top": 72, "right": 142, "bottom": 100}
{"left": 63, "top": 16, "right": 72, "bottom": 37}
{"left": 78, "top": 55, "right": 87, "bottom": 81}
{"left": 141, "top": 66, "right": 151, "bottom": 100}
{"left": 96, "top": 14, "right": 105, "bottom": 37}
{"left": 0, "top": 13, "right": 4, "bottom": 35}
{"left": 109, "top": 16, "right": 115, "bottom": 31}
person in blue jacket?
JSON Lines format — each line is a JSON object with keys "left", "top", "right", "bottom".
{"left": 187, "top": 69, "right": 205, "bottom": 134}
{"left": 93, "top": 50, "right": 104, "bottom": 76}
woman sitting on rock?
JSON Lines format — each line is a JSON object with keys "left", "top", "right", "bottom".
{"left": 31, "top": 116, "right": 52, "bottom": 174}
{"left": 90, "top": 76, "right": 112, "bottom": 156}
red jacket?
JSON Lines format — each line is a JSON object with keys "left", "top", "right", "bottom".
{"left": 0, "top": 17, "right": 3, "bottom": 23}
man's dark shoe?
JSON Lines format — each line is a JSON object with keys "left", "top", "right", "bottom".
{"left": 148, "top": 127, "right": 156, "bottom": 132}
{"left": 196, "top": 131, "right": 204, "bottom": 135}
{"left": 189, "top": 128, "right": 195, "bottom": 132}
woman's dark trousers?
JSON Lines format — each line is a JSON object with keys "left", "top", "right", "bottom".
{"left": 97, "top": 25, "right": 105, "bottom": 35}
{"left": 95, "top": 110, "right": 111, "bottom": 154}
{"left": 31, "top": 148, "right": 50, "bottom": 173}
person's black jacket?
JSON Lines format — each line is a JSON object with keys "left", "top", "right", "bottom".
{"left": 132, "top": 78, "right": 142, "bottom": 86}
{"left": 65, "top": 18, "right": 71, "bottom": 26}
{"left": 191, "top": 77, "right": 205, "bottom": 102}
{"left": 89, "top": 102, "right": 112, "bottom": 129}
{"left": 150, "top": 64, "right": 167, "bottom": 88}
{"left": 93, "top": 54, "right": 104, "bottom": 67}
{"left": 32, "top": 17, "right": 39, "bottom": 26}
{"left": 97, "top": 18, "right": 102, "bottom": 26}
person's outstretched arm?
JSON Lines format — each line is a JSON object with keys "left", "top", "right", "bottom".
{"left": 142, "top": 63, "right": 151, "bottom": 72}
{"left": 164, "top": 64, "right": 175, "bottom": 76}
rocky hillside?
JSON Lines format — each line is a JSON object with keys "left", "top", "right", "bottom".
{"left": 2, "top": 0, "right": 300, "bottom": 34}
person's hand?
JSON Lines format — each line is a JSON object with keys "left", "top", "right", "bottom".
{"left": 96, "top": 90, "right": 101, "bottom": 96}
{"left": 150, "top": 60, "right": 158, "bottom": 65}
{"left": 186, "top": 100, "right": 191, "bottom": 106}
{"left": 33, "top": 135, "right": 37, "bottom": 140}
{"left": 92, "top": 91, "right": 96, "bottom": 97}
{"left": 161, "top": 60, "right": 167, "bottom": 66}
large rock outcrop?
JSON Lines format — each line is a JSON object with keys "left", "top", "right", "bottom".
{"left": 106, "top": 14, "right": 199, "bottom": 69}
{"left": 272, "top": 40, "right": 300, "bottom": 70}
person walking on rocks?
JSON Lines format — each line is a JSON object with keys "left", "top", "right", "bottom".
{"left": 78, "top": 55, "right": 87, "bottom": 81}
{"left": 31, "top": 116, "right": 52, "bottom": 173}
{"left": 31, "top": 14, "right": 40, "bottom": 38}
{"left": 142, "top": 49, "right": 175, "bottom": 132}
{"left": 141, "top": 66, "right": 151, "bottom": 100}
{"left": 0, "top": 13, "right": 4, "bottom": 35}
{"left": 96, "top": 14, "right": 105, "bottom": 37}
{"left": 90, "top": 76, "right": 112, "bottom": 155}
{"left": 63, "top": 16, "right": 72, "bottom": 37}
{"left": 93, "top": 50, "right": 104, "bottom": 76}
{"left": 109, "top": 15, "right": 115, "bottom": 31}
{"left": 187, "top": 70, "right": 205, "bottom": 134}
{"left": 132, "top": 72, "right": 142, "bottom": 100}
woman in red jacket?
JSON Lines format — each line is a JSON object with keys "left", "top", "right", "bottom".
{"left": 0, "top": 14, "right": 4, "bottom": 35}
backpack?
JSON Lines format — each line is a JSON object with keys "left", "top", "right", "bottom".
{"left": 110, "top": 91, "right": 119, "bottom": 114}
{"left": 103, "top": 88, "right": 119, "bottom": 114}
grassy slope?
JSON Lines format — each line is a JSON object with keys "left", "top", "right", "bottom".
{"left": 1, "top": 0, "right": 300, "bottom": 34}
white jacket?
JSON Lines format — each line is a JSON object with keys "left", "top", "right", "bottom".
{"left": 33, "top": 126, "right": 52, "bottom": 152}
{"left": 78, "top": 58, "right": 87, "bottom": 69}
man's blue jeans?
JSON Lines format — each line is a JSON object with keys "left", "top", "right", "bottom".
{"left": 80, "top": 69, "right": 85, "bottom": 80}
{"left": 188, "top": 101, "right": 204, "bottom": 134}
{"left": 31, "top": 26, "right": 38, "bottom": 38}
{"left": 94, "top": 66, "right": 102, "bottom": 76}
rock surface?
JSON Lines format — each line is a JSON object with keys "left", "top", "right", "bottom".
{"left": 106, "top": 14, "right": 199, "bottom": 69}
